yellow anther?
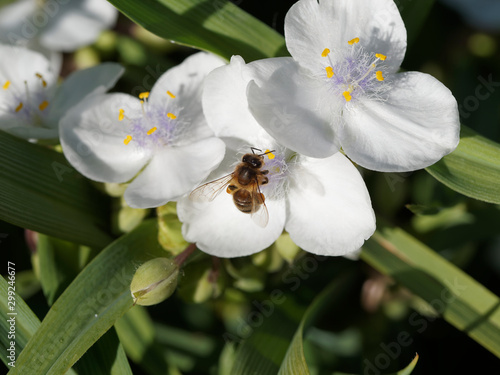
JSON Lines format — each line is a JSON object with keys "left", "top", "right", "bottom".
{"left": 166, "top": 90, "right": 176, "bottom": 98}
{"left": 375, "top": 53, "right": 387, "bottom": 61}
{"left": 265, "top": 149, "right": 275, "bottom": 160}
{"left": 39, "top": 100, "right": 49, "bottom": 111}
{"left": 35, "top": 73, "right": 47, "bottom": 87}
{"left": 124, "top": 135, "right": 132, "bottom": 145}
{"left": 321, "top": 48, "right": 330, "bottom": 57}
{"left": 325, "top": 66, "right": 334, "bottom": 78}
{"left": 15, "top": 102, "right": 23, "bottom": 112}
{"left": 147, "top": 127, "right": 157, "bottom": 135}
{"left": 139, "top": 91, "right": 150, "bottom": 99}
{"left": 3, "top": 81, "right": 10, "bottom": 90}
{"left": 118, "top": 109, "right": 125, "bottom": 121}
{"left": 376, "top": 71, "right": 384, "bottom": 81}
{"left": 348, "top": 37, "right": 360, "bottom": 45}
{"left": 343, "top": 91, "right": 352, "bottom": 102}
{"left": 167, "top": 113, "right": 177, "bottom": 119}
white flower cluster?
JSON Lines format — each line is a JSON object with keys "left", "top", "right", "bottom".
{"left": 2, "top": 0, "right": 460, "bottom": 259}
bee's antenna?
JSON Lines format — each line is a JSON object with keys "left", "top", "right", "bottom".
{"left": 263, "top": 149, "right": 276, "bottom": 155}
{"left": 251, "top": 147, "right": 263, "bottom": 154}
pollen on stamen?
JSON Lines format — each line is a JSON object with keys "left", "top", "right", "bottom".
{"left": 343, "top": 91, "right": 352, "bottom": 102}
{"left": 15, "top": 102, "right": 23, "bottom": 112}
{"left": 124, "top": 135, "right": 132, "bottom": 145}
{"left": 35, "top": 73, "right": 47, "bottom": 87}
{"left": 3, "top": 81, "right": 10, "bottom": 90}
{"left": 167, "top": 113, "right": 177, "bottom": 119}
{"left": 39, "top": 100, "right": 49, "bottom": 111}
{"left": 139, "top": 91, "right": 150, "bottom": 100}
{"left": 348, "top": 37, "right": 360, "bottom": 45}
{"left": 376, "top": 71, "right": 384, "bottom": 81}
{"left": 375, "top": 53, "right": 387, "bottom": 61}
{"left": 265, "top": 149, "right": 275, "bottom": 160}
{"left": 166, "top": 91, "right": 176, "bottom": 98}
{"left": 118, "top": 109, "right": 125, "bottom": 121}
{"left": 147, "top": 127, "right": 157, "bottom": 135}
{"left": 325, "top": 66, "right": 334, "bottom": 78}
{"left": 321, "top": 48, "right": 330, "bottom": 57}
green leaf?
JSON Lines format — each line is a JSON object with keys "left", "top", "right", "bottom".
{"left": 333, "top": 353, "right": 419, "bottom": 375}
{"left": 426, "top": 125, "right": 500, "bottom": 204}
{"left": 0, "top": 277, "right": 78, "bottom": 375}
{"left": 277, "top": 272, "right": 357, "bottom": 375}
{"left": 37, "top": 235, "right": 82, "bottom": 306}
{"left": 0, "top": 130, "right": 112, "bottom": 247}
{"left": 74, "top": 329, "right": 133, "bottom": 375}
{"left": 107, "top": 0, "right": 287, "bottom": 61}
{"left": 361, "top": 226, "right": 500, "bottom": 358}
{"left": 115, "top": 306, "right": 170, "bottom": 374}
{"left": 8, "top": 220, "right": 166, "bottom": 375}
{"left": 230, "top": 270, "right": 358, "bottom": 375}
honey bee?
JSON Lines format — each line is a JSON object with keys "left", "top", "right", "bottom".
{"left": 189, "top": 148, "right": 274, "bottom": 227}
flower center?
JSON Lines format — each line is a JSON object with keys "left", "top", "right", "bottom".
{"left": 120, "top": 91, "right": 184, "bottom": 150}
{"left": 254, "top": 147, "right": 294, "bottom": 200}
{"left": 3, "top": 73, "right": 51, "bottom": 126}
{"left": 321, "top": 37, "right": 389, "bottom": 103}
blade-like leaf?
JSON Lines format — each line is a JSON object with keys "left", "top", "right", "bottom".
{"left": 0, "top": 277, "right": 77, "bottom": 375}
{"left": 107, "top": 0, "right": 287, "bottom": 61}
{"left": 361, "top": 226, "right": 500, "bottom": 358}
{"left": 277, "top": 272, "right": 356, "bottom": 375}
{"left": 8, "top": 220, "right": 167, "bottom": 375}
{"left": 74, "top": 329, "right": 133, "bottom": 375}
{"left": 115, "top": 306, "right": 170, "bottom": 375}
{"left": 0, "top": 130, "right": 112, "bottom": 248}
{"left": 36, "top": 234, "right": 133, "bottom": 375}
{"left": 426, "top": 125, "right": 500, "bottom": 204}
{"left": 333, "top": 353, "right": 419, "bottom": 375}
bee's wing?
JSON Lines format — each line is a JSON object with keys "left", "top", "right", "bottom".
{"left": 189, "top": 173, "right": 234, "bottom": 202}
{"left": 250, "top": 181, "right": 269, "bottom": 228}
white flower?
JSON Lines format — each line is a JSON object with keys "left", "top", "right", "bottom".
{"left": 60, "top": 52, "right": 226, "bottom": 208}
{"left": 0, "top": 0, "right": 117, "bottom": 52}
{"left": 177, "top": 56, "right": 375, "bottom": 258}
{"left": 0, "top": 44, "right": 123, "bottom": 140}
{"left": 246, "top": 0, "right": 460, "bottom": 172}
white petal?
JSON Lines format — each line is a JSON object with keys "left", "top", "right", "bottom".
{"left": 0, "top": 0, "right": 38, "bottom": 45}
{"left": 48, "top": 62, "right": 124, "bottom": 124}
{"left": 60, "top": 93, "right": 151, "bottom": 183}
{"left": 40, "top": 0, "right": 117, "bottom": 51}
{"left": 0, "top": 44, "right": 56, "bottom": 91}
{"left": 202, "top": 55, "right": 284, "bottom": 145}
{"left": 149, "top": 52, "right": 224, "bottom": 141}
{"left": 247, "top": 58, "right": 339, "bottom": 158}
{"left": 124, "top": 137, "right": 226, "bottom": 208}
{"left": 285, "top": 0, "right": 406, "bottom": 73}
{"left": 341, "top": 72, "right": 460, "bottom": 172}
{"left": 178, "top": 190, "right": 286, "bottom": 258}
{"left": 0, "top": 45, "right": 58, "bottom": 138}
{"left": 286, "top": 153, "right": 375, "bottom": 256}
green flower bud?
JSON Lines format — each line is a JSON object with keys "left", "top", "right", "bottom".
{"left": 130, "top": 257, "right": 179, "bottom": 306}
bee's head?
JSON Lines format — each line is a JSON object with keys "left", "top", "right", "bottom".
{"left": 242, "top": 154, "right": 263, "bottom": 168}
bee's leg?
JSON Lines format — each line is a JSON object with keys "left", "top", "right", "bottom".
{"left": 261, "top": 169, "right": 269, "bottom": 175}
{"left": 226, "top": 185, "right": 238, "bottom": 194}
